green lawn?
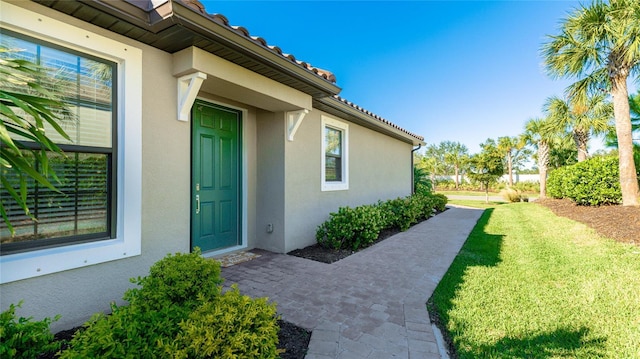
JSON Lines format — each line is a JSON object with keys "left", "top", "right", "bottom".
{"left": 429, "top": 203, "right": 640, "bottom": 358}
{"left": 446, "top": 200, "right": 505, "bottom": 209}
{"left": 437, "top": 190, "right": 500, "bottom": 197}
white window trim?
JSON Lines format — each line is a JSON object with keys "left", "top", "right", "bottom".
{"left": 0, "top": 3, "right": 142, "bottom": 284}
{"left": 321, "top": 115, "right": 349, "bottom": 191}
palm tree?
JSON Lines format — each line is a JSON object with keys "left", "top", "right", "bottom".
{"left": 522, "top": 117, "right": 562, "bottom": 198}
{"left": 543, "top": 93, "right": 613, "bottom": 162}
{"left": 497, "top": 136, "right": 530, "bottom": 186}
{"left": 442, "top": 141, "right": 469, "bottom": 189}
{"left": 423, "top": 143, "right": 449, "bottom": 190}
{"left": 542, "top": 0, "right": 640, "bottom": 206}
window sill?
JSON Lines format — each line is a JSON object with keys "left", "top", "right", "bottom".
{"left": 322, "top": 182, "right": 349, "bottom": 191}
{"left": 0, "top": 236, "right": 141, "bottom": 283}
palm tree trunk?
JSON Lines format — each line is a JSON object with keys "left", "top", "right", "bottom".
{"left": 611, "top": 75, "right": 640, "bottom": 206}
{"left": 538, "top": 142, "right": 550, "bottom": 199}
{"left": 507, "top": 152, "right": 513, "bottom": 186}
{"left": 454, "top": 166, "right": 460, "bottom": 189}
{"left": 574, "top": 130, "right": 589, "bottom": 162}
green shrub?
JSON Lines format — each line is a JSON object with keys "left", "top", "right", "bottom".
{"left": 382, "top": 197, "right": 422, "bottom": 231}
{"left": 60, "top": 249, "right": 235, "bottom": 358}
{"left": 59, "top": 301, "right": 177, "bottom": 358}
{"left": 125, "top": 248, "right": 223, "bottom": 311}
{"left": 500, "top": 188, "right": 528, "bottom": 203}
{"left": 316, "top": 204, "right": 384, "bottom": 250}
{"left": 547, "top": 166, "right": 569, "bottom": 199}
{"left": 429, "top": 193, "right": 448, "bottom": 212}
{"left": 62, "top": 250, "right": 280, "bottom": 358}
{"left": 0, "top": 301, "right": 61, "bottom": 359}
{"left": 316, "top": 193, "right": 448, "bottom": 251}
{"left": 512, "top": 181, "right": 539, "bottom": 193}
{"left": 547, "top": 156, "right": 622, "bottom": 206}
{"left": 164, "top": 285, "right": 280, "bottom": 359}
{"left": 434, "top": 178, "right": 456, "bottom": 191}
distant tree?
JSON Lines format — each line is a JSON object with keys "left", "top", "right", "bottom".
{"left": 467, "top": 139, "right": 504, "bottom": 203}
{"left": 543, "top": 93, "right": 612, "bottom": 162}
{"left": 422, "top": 143, "right": 449, "bottom": 189}
{"left": 497, "top": 136, "right": 531, "bottom": 187}
{"left": 442, "top": 141, "right": 469, "bottom": 189}
{"left": 522, "top": 117, "right": 561, "bottom": 198}
{"left": 542, "top": 0, "right": 640, "bottom": 206}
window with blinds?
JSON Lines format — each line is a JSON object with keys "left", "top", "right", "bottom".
{"left": 325, "top": 127, "right": 343, "bottom": 181}
{"left": 0, "top": 30, "right": 117, "bottom": 254}
{"left": 321, "top": 116, "right": 349, "bottom": 191}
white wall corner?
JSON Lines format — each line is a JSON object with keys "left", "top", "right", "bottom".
{"left": 286, "top": 109, "right": 309, "bottom": 141}
{"left": 177, "top": 72, "right": 207, "bottom": 122}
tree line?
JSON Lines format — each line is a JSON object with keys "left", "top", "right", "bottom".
{"left": 416, "top": 0, "right": 640, "bottom": 206}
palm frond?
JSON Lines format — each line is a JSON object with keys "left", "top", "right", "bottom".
{"left": 0, "top": 52, "right": 71, "bottom": 235}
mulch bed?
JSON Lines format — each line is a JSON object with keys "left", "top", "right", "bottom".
{"left": 287, "top": 227, "right": 401, "bottom": 263}
{"left": 40, "top": 320, "right": 310, "bottom": 359}
{"left": 277, "top": 320, "right": 311, "bottom": 359}
{"left": 536, "top": 198, "right": 640, "bottom": 246}
{"left": 288, "top": 209, "right": 447, "bottom": 264}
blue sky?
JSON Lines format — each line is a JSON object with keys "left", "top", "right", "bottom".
{"left": 200, "top": 1, "right": 607, "bottom": 155}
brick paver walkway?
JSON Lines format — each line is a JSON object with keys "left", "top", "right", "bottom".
{"left": 221, "top": 206, "right": 483, "bottom": 358}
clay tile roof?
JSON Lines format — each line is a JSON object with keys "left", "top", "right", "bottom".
{"left": 178, "top": 0, "right": 418, "bottom": 142}
{"left": 333, "top": 95, "right": 425, "bottom": 142}
{"left": 179, "top": 0, "right": 337, "bottom": 84}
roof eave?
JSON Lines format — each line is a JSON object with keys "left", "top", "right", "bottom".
{"left": 31, "top": 0, "right": 341, "bottom": 98}
{"left": 167, "top": 1, "right": 341, "bottom": 97}
{"left": 314, "top": 97, "right": 425, "bottom": 146}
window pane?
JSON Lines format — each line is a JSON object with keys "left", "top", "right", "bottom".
{"left": 1, "top": 31, "right": 114, "bottom": 148}
{"left": 0, "top": 152, "right": 109, "bottom": 245}
{"left": 325, "top": 155, "right": 342, "bottom": 182}
{"left": 325, "top": 127, "right": 342, "bottom": 156}
{"left": 325, "top": 126, "right": 343, "bottom": 182}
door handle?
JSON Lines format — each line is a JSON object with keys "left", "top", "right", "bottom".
{"left": 196, "top": 194, "right": 200, "bottom": 214}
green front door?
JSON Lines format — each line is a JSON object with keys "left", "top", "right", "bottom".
{"left": 191, "top": 101, "right": 241, "bottom": 252}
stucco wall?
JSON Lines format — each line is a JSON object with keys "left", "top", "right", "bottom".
{"left": 255, "top": 111, "right": 286, "bottom": 253}
{"left": 283, "top": 109, "right": 413, "bottom": 252}
{"left": 2, "top": 2, "right": 192, "bottom": 331}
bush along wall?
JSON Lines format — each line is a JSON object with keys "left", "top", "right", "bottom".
{"left": 0, "top": 302, "right": 61, "bottom": 359}
{"left": 58, "top": 249, "right": 280, "bottom": 359}
{"left": 547, "top": 156, "right": 622, "bottom": 206}
{"left": 316, "top": 193, "right": 448, "bottom": 251}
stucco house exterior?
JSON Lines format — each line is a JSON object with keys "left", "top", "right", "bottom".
{"left": 0, "top": 0, "right": 424, "bottom": 330}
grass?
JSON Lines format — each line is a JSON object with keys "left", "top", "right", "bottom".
{"left": 429, "top": 203, "right": 640, "bottom": 358}
{"left": 437, "top": 190, "right": 500, "bottom": 197}
{"left": 447, "top": 200, "right": 505, "bottom": 209}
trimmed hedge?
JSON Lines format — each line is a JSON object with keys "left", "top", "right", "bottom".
{"left": 547, "top": 156, "right": 622, "bottom": 206}
{"left": 316, "top": 193, "right": 448, "bottom": 250}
